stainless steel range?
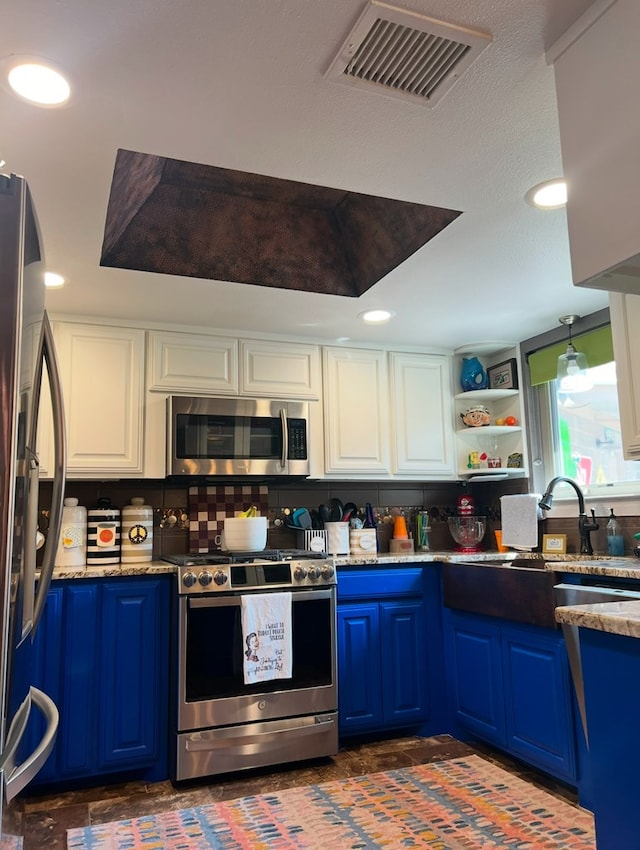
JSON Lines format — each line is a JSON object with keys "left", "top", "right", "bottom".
{"left": 165, "top": 550, "right": 338, "bottom": 782}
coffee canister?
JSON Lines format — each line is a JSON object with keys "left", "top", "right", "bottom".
{"left": 55, "top": 497, "right": 87, "bottom": 568}
{"left": 121, "top": 497, "right": 153, "bottom": 564}
{"left": 87, "top": 497, "right": 121, "bottom": 565}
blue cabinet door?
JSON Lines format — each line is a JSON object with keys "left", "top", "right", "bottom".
{"left": 97, "top": 579, "right": 169, "bottom": 773}
{"left": 337, "top": 603, "right": 383, "bottom": 732}
{"left": 380, "top": 601, "right": 427, "bottom": 726}
{"left": 28, "top": 576, "right": 170, "bottom": 788}
{"left": 445, "top": 610, "right": 506, "bottom": 746}
{"left": 58, "top": 583, "right": 101, "bottom": 777}
{"left": 502, "top": 623, "right": 576, "bottom": 782}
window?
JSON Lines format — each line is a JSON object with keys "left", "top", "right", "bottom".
{"left": 524, "top": 312, "right": 640, "bottom": 498}
{"left": 539, "top": 362, "right": 640, "bottom": 495}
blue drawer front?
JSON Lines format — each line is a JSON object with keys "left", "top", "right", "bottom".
{"left": 337, "top": 568, "right": 424, "bottom": 600}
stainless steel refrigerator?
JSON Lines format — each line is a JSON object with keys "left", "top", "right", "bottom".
{"left": 0, "top": 173, "right": 66, "bottom": 838}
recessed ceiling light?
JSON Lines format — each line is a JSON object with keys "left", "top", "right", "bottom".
{"left": 359, "top": 309, "right": 395, "bottom": 325}
{"left": 525, "top": 179, "right": 567, "bottom": 210}
{"left": 7, "top": 60, "right": 71, "bottom": 106}
{"left": 44, "top": 271, "right": 65, "bottom": 288}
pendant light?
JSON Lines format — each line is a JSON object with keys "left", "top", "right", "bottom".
{"left": 557, "top": 315, "right": 592, "bottom": 393}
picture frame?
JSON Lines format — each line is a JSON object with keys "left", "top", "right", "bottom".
{"left": 487, "top": 358, "right": 518, "bottom": 390}
{"left": 542, "top": 533, "right": 567, "bottom": 555}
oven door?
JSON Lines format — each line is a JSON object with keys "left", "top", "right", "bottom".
{"left": 177, "top": 588, "right": 336, "bottom": 731}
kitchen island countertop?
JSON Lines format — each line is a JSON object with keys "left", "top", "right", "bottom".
{"left": 556, "top": 600, "right": 640, "bottom": 638}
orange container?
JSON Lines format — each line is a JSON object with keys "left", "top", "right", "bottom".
{"left": 393, "top": 515, "right": 409, "bottom": 539}
{"left": 494, "top": 529, "right": 508, "bottom": 553}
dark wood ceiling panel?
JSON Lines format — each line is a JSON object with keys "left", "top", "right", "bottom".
{"left": 100, "top": 149, "right": 462, "bottom": 296}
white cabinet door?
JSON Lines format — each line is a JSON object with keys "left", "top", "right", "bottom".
{"left": 323, "top": 348, "right": 390, "bottom": 474}
{"left": 147, "top": 331, "right": 238, "bottom": 394}
{"left": 389, "top": 352, "right": 455, "bottom": 477}
{"left": 240, "top": 340, "right": 320, "bottom": 399}
{"left": 610, "top": 292, "right": 640, "bottom": 458}
{"left": 553, "top": 0, "right": 640, "bottom": 290}
{"left": 54, "top": 323, "right": 145, "bottom": 475}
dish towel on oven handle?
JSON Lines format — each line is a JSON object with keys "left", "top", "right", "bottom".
{"left": 241, "top": 591, "right": 292, "bottom": 685}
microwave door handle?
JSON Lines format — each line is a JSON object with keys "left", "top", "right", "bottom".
{"left": 280, "top": 408, "right": 287, "bottom": 469}
{"left": 32, "top": 313, "right": 66, "bottom": 633}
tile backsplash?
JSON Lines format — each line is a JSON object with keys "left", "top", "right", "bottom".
{"left": 188, "top": 485, "right": 269, "bottom": 553}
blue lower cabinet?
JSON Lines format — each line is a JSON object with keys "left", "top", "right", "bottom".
{"left": 444, "top": 609, "right": 576, "bottom": 783}
{"left": 502, "top": 623, "right": 576, "bottom": 782}
{"left": 445, "top": 610, "right": 506, "bottom": 747}
{"left": 576, "top": 628, "right": 640, "bottom": 850}
{"left": 337, "top": 568, "right": 431, "bottom": 737}
{"left": 28, "top": 576, "right": 170, "bottom": 788}
{"left": 337, "top": 604, "right": 383, "bottom": 731}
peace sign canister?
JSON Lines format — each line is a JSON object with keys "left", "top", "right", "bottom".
{"left": 121, "top": 497, "right": 153, "bottom": 564}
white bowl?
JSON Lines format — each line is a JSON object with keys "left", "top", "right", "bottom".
{"left": 223, "top": 516, "right": 267, "bottom": 552}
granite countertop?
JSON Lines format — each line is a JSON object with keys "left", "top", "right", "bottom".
{"left": 556, "top": 600, "right": 640, "bottom": 638}
{"left": 47, "top": 551, "right": 640, "bottom": 580}
{"left": 50, "top": 562, "right": 176, "bottom": 580}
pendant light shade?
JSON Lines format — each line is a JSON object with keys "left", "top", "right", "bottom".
{"left": 557, "top": 315, "right": 593, "bottom": 393}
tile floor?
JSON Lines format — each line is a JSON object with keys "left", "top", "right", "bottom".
{"left": 15, "top": 735, "right": 579, "bottom": 850}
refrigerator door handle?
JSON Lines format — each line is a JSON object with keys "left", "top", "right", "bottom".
{"left": 31, "top": 312, "right": 66, "bottom": 633}
{"left": 0, "top": 687, "right": 59, "bottom": 802}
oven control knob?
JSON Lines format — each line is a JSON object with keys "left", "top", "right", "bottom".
{"left": 213, "top": 570, "right": 228, "bottom": 586}
{"left": 294, "top": 566, "right": 308, "bottom": 581}
{"left": 182, "top": 571, "right": 197, "bottom": 588}
{"left": 198, "top": 570, "right": 213, "bottom": 587}
{"left": 320, "top": 565, "right": 335, "bottom": 581}
{"left": 306, "top": 565, "right": 320, "bottom": 580}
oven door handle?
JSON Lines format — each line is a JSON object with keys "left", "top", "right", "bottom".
{"left": 187, "top": 588, "right": 335, "bottom": 608}
{"left": 184, "top": 717, "right": 336, "bottom": 752}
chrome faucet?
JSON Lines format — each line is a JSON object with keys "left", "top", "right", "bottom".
{"left": 538, "top": 476, "right": 599, "bottom": 555}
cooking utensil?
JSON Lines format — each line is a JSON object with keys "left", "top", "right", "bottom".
{"left": 342, "top": 501, "right": 357, "bottom": 522}
{"left": 329, "top": 498, "right": 344, "bottom": 521}
{"left": 318, "top": 504, "right": 331, "bottom": 527}
{"left": 292, "top": 507, "right": 312, "bottom": 529}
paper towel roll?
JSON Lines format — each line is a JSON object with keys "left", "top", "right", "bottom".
{"left": 500, "top": 494, "right": 542, "bottom": 549}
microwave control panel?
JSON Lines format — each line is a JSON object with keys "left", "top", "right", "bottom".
{"left": 287, "top": 418, "right": 308, "bottom": 459}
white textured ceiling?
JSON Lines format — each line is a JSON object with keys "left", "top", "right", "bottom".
{"left": 1, "top": 0, "right": 608, "bottom": 351}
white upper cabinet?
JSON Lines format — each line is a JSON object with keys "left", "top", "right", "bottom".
{"left": 323, "top": 347, "right": 391, "bottom": 475}
{"left": 240, "top": 340, "right": 321, "bottom": 399}
{"left": 322, "top": 347, "right": 456, "bottom": 479}
{"left": 147, "top": 331, "right": 320, "bottom": 399}
{"left": 42, "top": 322, "right": 146, "bottom": 477}
{"left": 552, "top": 0, "right": 640, "bottom": 292}
{"left": 609, "top": 292, "right": 640, "bottom": 458}
{"left": 389, "top": 352, "right": 455, "bottom": 477}
{"left": 148, "top": 331, "right": 238, "bottom": 394}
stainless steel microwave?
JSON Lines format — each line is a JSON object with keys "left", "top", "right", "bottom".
{"left": 167, "top": 396, "right": 310, "bottom": 477}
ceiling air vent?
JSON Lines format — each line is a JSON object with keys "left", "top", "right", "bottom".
{"left": 326, "top": 1, "right": 492, "bottom": 107}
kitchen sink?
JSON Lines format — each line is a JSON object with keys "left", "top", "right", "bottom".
{"left": 442, "top": 560, "right": 559, "bottom": 628}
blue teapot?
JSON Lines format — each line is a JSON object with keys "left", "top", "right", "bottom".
{"left": 460, "top": 356, "right": 488, "bottom": 391}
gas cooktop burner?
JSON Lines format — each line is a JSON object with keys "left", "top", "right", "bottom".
{"left": 163, "top": 549, "right": 326, "bottom": 567}
{"left": 166, "top": 549, "right": 336, "bottom": 594}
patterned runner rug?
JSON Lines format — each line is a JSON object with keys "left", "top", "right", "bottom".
{"left": 66, "top": 754, "right": 595, "bottom": 849}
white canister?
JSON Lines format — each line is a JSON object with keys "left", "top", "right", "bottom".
{"left": 87, "top": 497, "right": 121, "bottom": 565}
{"left": 325, "top": 521, "right": 349, "bottom": 555}
{"left": 349, "top": 528, "right": 377, "bottom": 556}
{"left": 55, "top": 497, "right": 87, "bottom": 568}
{"left": 121, "top": 497, "right": 153, "bottom": 564}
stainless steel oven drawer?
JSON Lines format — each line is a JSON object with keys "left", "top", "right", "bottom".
{"left": 175, "top": 712, "right": 338, "bottom": 781}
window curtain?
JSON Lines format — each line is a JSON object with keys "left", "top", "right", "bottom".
{"left": 527, "top": 325, "right": 614, "bottom": 387}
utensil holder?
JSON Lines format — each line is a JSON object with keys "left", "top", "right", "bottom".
{"left": 325, "top": 522, "right": 349, "bottom": 555}
{"left": 296, "top": 529, "right": 328, "bottom": 553}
